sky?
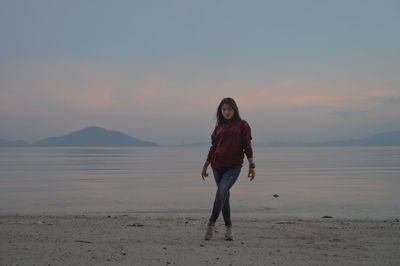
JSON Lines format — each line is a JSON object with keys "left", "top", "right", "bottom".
{"left": 1, "top": 0, "right": 399, "bottom": 145}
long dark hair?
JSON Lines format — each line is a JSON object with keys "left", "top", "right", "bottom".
{"left": 216, "top": 97, "right": 242, "bottom": 126}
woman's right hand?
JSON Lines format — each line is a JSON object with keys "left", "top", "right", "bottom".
{"left": 201, "top": 166, "right": 209, "bottom": 180}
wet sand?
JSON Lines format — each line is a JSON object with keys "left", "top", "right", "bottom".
{"left": 1, "top": 214, "right": 400, "bottom": 265}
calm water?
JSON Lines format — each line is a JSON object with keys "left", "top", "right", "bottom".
{"left": 0, "top": 146, "right": 399, "bottom": 219}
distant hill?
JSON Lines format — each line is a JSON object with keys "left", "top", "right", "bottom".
{"left": 310, "top": 131, "right": 400, "bottom": 146}
{"left": 2, "top": 128, "right": 400, "bottom": 147}
{"left": 0, "top": 139, "right": 30, "bottom": 147}
{"left": 263, "top": 130, "right": 400, "bottom": 147}
{"left": 32, "top": 126, "right": 159, "bottom": 147}
{"left": 177, "top": 130, "right": 400, "bottom": 147}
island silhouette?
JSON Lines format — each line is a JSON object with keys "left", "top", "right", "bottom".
{"left": 1, "top": 127, "right": 400, "bottom": 147}
{"left": 1, "top": 126, "right": 158, "bottom": 147}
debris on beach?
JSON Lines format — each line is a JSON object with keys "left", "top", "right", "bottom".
{"left": 275, "top": 221, "right": 296, "bottom": 224}
{"left": 322, "top": 215, "right": 333, "bottom": 219}
{"left": 74, "top": 240, "right": 92, "bottom": 244}
{"left": 184, "top": 220, "right": 199, "bottom": 225}
{"left": 273, "top": 194, "right": 279, "bottom": 198}
{"left": 127, "top": 223, "right": 144, "bottom": 227}
{"left": 8, "top": 220, "right": 45, "bottom": 225}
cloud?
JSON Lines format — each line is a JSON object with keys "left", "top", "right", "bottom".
{"left": 330, "top": 111, "right": 363, "bottom": 118}
{"left": 1, "top": 59, "right": 400, "bottom": 120}
{"left": 384, "top": 96, "right": 400, "bottom": 104}
{"left": 375, "top": 96, "right": 400, "bottom": 104}
{"left": 362, "top": 89, "right": 400, "bottom": 105}
{"left": 1, "top": 58, "right": 400, "bottom": 144}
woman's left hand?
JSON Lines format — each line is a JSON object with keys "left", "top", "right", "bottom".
{"left": 248, "top": 168, "right": 255, "bottom": 181}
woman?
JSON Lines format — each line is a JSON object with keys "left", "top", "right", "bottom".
{"left": 201, "top": 97, "right": 255, "bottom": 241}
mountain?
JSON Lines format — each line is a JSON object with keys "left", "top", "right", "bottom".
{"left": 264, "top": 130, "right": 400, "bottom": 147}
{"left": 0, "top": 139, "right": 30, "bottom": 147}
{"left": 2, "top": 128, "right": 400, "bottom": 147}
{"left": 32, "top": 126, "right": 159, "bottom": 147}
{"left": 178, "top": 130, "right": 400, "bottom": 147}
{"left": 311, "top": 131, "right": 400, "bottom": 146}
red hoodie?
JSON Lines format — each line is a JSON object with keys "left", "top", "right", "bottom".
{"left": 206, "top": 119, "right": 253, "bottom": 171}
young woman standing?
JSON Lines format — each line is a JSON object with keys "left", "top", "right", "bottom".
{"left": 201, "top": 97, "right": 255, "bottom": 241}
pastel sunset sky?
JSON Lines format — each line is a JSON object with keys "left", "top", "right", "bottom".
{"left": 1, "top": 0, "right": 399, "bottom": 145}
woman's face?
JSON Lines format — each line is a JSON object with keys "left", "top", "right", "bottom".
{"left": 221, "top": 103, "right": 234, "bottom": 120}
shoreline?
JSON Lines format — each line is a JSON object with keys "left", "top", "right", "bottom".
{"left": 2, "top": 205, "right": 399, "bottom": 220}
{"left": 1, "top": 214, "right": 400, "bottom": 265}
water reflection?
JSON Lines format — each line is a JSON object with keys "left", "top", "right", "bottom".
{"left": 0, "top": 146, "right": 399, "bottom": 218}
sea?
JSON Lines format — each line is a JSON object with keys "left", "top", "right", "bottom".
{"left": 0, "top": 146, "right": 399, "bottom": 219}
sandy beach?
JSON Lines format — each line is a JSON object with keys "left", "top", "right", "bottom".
{"left": 1, "top": 214, "right": 399, "bottom": 265}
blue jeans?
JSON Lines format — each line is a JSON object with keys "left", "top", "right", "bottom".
{"left": 209, "top": 167, "right": 241, "bottom": 227}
